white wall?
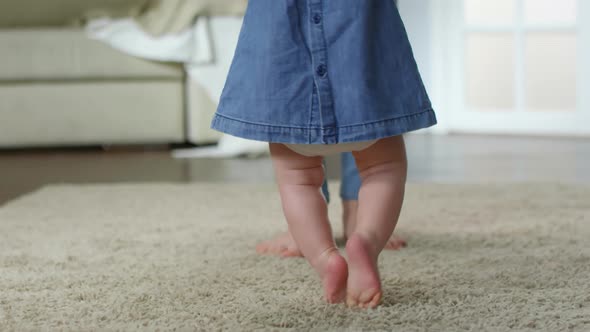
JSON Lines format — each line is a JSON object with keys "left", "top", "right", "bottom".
{"left": 398, "top": 0, "right": 433, "bottom": 91}
{"left": 397, "top": 0, "right": 447, "bottom": 133}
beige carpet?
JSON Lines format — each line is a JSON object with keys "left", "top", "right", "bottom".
{"left": 0, "top": 183, "right": 589, "bottom": 331}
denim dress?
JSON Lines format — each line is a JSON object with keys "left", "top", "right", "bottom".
{"left": 211, "top": 0, "right": 437, "bottom": 145}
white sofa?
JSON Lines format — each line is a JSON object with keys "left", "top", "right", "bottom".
{"left": 0, "top": 0, "right": 243, "bottom": 148}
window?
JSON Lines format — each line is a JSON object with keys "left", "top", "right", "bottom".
{"left": 433, "top": 0, "right": 589, "bottom": 135}
{"left": 464, "top": 0, "right": 578, "bottom": 112}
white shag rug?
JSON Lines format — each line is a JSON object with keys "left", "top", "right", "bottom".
{"left": 0, "top": 183, "right": 589, "bottom": 331}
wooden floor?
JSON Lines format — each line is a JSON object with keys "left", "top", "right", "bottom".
{"left": 1, "top": 134, "right": 589, "bottom": 205}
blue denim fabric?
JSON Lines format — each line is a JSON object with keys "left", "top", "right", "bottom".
{"left": 321, "top": 152, "right": 360, "bottom": 203}
{"left": 212, "top": 0, "right": 436, "bottom": 144}
{"left": 339, "top": 152, "right": 361, "bottom": 200}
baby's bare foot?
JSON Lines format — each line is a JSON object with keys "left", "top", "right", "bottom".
{"left": 315, "top": 248, "right": 348, "bottom": 304}
{"left": 345, "top": 233, "right": 382, "bottom": 308}
{"left": 256, "top": 232, "right": 303, "bottom": 257}
{"left": 384, "top": 234, "right": 407, "bottom": 250}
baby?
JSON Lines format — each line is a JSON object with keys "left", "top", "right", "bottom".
{"left": 211, "top": 0, "right": 436, "bottom": 308}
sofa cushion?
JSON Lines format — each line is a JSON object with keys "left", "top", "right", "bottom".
{"left": 0, "top": 29, "right": 183, "bottom": 80}
{"left": 0, "top": 0, "right": 148, "bottom": 28}
{"left": 0, "top": 81, "right": 185, "bottom": 147}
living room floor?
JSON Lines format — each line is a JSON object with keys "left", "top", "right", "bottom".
{"left": 1, "top": 134, "right": 589, "bottom": 205}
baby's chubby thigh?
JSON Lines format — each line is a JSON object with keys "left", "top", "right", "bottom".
{"left": 269, "top": 143, "right": 325, "bottom": 186}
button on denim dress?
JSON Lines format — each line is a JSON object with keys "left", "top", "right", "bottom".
{"left": 211, "top": 0, "right": 437, "bottom": 145}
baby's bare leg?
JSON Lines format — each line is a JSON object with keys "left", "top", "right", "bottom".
{"left": 269, "top": 143, "right": 348, "bottom": 303}
{"left": 342, "top": 200, "right": 407, "bottom": 250}
{"left": 346, "top": 136, "right": 407, "bottom": 308}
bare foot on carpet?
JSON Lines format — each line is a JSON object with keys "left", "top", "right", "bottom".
{"left": 256, "top": 236, "right": 349, "bottom": 303}
{"left": 255, "top": 231, "right": 303, "bottom": 257}
{"left": 345, "top": 234, "right": 382, "bottom": 309}
{"left": 383, "top": 234, "right": 407, "bottom": 250}
{"left": 315, "top": 248, "right": 348, "bottom": 303}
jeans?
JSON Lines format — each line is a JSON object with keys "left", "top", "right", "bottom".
{"left": 322, "top": 152, "right": 361, "bottom": 203}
